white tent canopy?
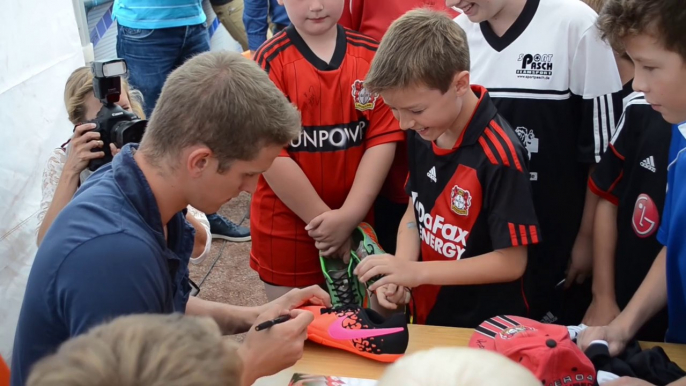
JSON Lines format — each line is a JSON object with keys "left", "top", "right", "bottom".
{"left": 0, "top": 0, "right": 240, "bottom": 363}
{"left": 0, "top": 0, "right": 86, "bottom": 363}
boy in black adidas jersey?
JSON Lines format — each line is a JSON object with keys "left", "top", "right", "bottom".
{"left": 583, "top": 93, "right": 671, "bottom": 341}
{"left": 452, "top": 0, "right": 623, "bottom": 323}
{"left": 354, "top": 9, "right": 540, "bottom": 328}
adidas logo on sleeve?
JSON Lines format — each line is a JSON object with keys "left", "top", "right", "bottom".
{"left": 427, "top": 166, "right": 437, "bottom": 182}
{"left": 640, "top": 156, "right": 656, "bottom": 173}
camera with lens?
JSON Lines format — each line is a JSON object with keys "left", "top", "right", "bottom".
{"left": 86, "top": 59, "right": 147, "bottom": 171}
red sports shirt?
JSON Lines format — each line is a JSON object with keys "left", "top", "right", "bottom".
{"left": 250, "top": 25, "right": 404, "bottom": 287}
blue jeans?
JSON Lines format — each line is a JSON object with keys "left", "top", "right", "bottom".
{"left": 116, "top": 23, "right": 210, "bottom": 117}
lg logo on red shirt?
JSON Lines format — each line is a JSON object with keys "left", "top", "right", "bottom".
{"left": 632, "top": 193, "right": 659, "bottom": 238}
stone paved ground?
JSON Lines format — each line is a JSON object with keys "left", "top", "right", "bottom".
{"left": 188, "top": 192, "right": 265, "bottom": 341}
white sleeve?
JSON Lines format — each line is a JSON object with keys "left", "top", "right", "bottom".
{"left": 570, "top": 24, "right": 623, "bottom": 163}
{"left": 37, "top": 149, "right": 67, "bottom": 233}
{"left": 569, "top": 24, "right": 622, "bottom": 99}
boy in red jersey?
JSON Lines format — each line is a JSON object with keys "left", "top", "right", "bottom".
{"left": 338, "top": 1, "right": 458, "bottom": 256}
{"left": 250, "top": 0, "right": 403, "bottom": 301}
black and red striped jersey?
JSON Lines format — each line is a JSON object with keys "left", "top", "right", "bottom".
{"left": 249, "top": 25, "right": 403, "bottom": 287}
{"left": 406, "top": 86, "right": 540, "bottom": 327}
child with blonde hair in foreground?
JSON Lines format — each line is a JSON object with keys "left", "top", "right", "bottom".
{"left": 377, "top": 347, "right": 540, "bottom": 386}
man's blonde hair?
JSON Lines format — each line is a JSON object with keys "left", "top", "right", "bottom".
{"left": 64, "top": 67, "right": 145, "bottom": 124}
{"left": 26, "top": 314, "right": 242, "bottom": 386}
{"left": 377, "top": 347, "right": 540, "bottom": 386}
{"left": 365, "top": 9, "right": 470, "bottom": 94}
{"left": 140, "top": 51, "right": 301, "bottom": 172}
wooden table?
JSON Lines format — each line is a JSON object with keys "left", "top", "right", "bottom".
{"left": 254, "top": 325, "right": 686, "bottom": 385}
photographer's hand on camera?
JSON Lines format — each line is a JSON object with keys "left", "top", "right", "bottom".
{"left": 64, "top": 123, "right": 115, "bottom": 176}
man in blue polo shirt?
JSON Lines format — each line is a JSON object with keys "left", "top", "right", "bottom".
{"left": 11, "top": 52, "right": 330, "bottom": 386}
{"left": 577, "top": 0, "right": 686, "bottom": 363}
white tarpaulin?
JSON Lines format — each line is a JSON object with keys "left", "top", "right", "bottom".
{"left": 0, "top": 0, "right": 85, "bottom": 362}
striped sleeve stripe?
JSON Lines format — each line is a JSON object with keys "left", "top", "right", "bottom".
{"left": 519, "top": 225, "right": 529, "bottom": 245}
{"left": 490, "top": 121, "right": 523, "bottom": 172}
{"left": 508, "top": 223, "right": 539, "bottom": 246}
{"left": 484, "top": 128, "right": 511, "bottom": 168}
{"left": 480, "top": 123, "right": 525, "bottom": 171}
{"left": 588, "top": 177, "right": 620, "bottom": 206}
{"left": 254, "top": 32, "right": 290, "bottom": 68}
{"left": 347, "top": 40, "right": 379, "bottom": 51}
{"left": 529, "top": 225, "right": 539, "bottom": 244}
{"left": 478, "top": 137, "right": 499, "bottom": 166}
{"left": 593, "top": 94, "right": 615, "bottom": 163}
{"left": 344, "top": 29, "right": 379, "bottom": 45}
{"left": 508, "top": 223, "right": 519, "bottom": 247}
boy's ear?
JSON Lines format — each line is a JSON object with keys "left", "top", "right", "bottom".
{"left": 452, "top": 71, "right": 471, "bottom": 96}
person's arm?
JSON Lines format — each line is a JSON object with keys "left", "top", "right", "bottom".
{"left": 578, "top": 247, "right": 668, "bottom": 355}
{"left": 189, "top": 284, "right": 331, "bottom": 338}
{"left": 395, "top": 199, "right": 421, "bottom": 262}
{"left": 585, "top": 198, "right": 621, "bottom": 323}
{"left": 38, "top": 123, "right": 109, "bottom": 245}
{"left": 244, "top": 0, "right": 270, "bottom": 52}
{"left": 307, "top": 142, "right": 397, "bottom": 255}
{"left": 307, "top": 91, "right": 403, "bottom": 255}
{"left": 186, "top": 297, "right": 260, "bottom": 335}
{"left": 566, "top": 183, "right": 598, "bottom": 286}
{"left": 37, "top": 150, "right": 77, "bottom": 245}
{"left": 415, "top": 246, "right": 527, "bottom": 286}
{"left": 262, "top": 157, "right": 331, "bottom": 224}
{"left": 582, "top": 98, "right": 636, "bottom": 324}
{"left": 669, "top": 377, "right": 686, "bottom": 386}
{"left": 37, "top": 173, "right": 79, "bottom": 245}
{"left": 339, "top": 142, "right": 396, "bottom": 224}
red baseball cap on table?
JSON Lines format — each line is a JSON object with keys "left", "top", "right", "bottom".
{"left": 468, "top": 315, "right": 596, "bottom": 386}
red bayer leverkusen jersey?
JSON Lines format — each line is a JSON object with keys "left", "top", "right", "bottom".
{"left": 406, "top": 86, "right": 540, "bottom": 327}
{"left": 250, "top": 25, "right": 403, "bottom": 287}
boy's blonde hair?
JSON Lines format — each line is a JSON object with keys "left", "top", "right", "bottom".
{"left": 597, "top": 0, "right": 686, "bottom": 61}
{"left": 26, "top": 314, "right": 241, "bottom": 386}
{"left": 140, "top": 51, "right": 302, "bottom": 172}
{"left": 364, "top": 9, "right": 470, "bottom": 94}
{"left": 64, "top": 67, "right": 145, "bottom": 124}
{"left": 377, "top": 347, "right": 540, "bottom": 386}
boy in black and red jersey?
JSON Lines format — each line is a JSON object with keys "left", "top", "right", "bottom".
{"left": 249, "top": 0, "right": 403, "bottom": 300}
{"left": 354, "top": 9, "right": 540, "bottom": 327}
{"left": 583, "top": 92, "right": 671, "bottom": 341}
